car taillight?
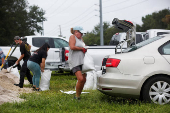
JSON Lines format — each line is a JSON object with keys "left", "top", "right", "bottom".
{"left": 65, "top": 50, "right": 69, "bottom": 61}
{"left": 106, "top": 58, "right": 120, "bottom": 67}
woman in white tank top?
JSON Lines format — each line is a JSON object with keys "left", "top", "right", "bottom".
{"left": 68, "top": 26, "right": 87, "bottom": 100}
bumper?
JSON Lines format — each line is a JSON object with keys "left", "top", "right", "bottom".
{"left": 59, "top": 63, "right": 71, "bottom": 72}
{"left": 45, "top": 62, "right": 66, "bottom": 71}
{"left": 97, "top": 72, "right": 143, "bottom": 98}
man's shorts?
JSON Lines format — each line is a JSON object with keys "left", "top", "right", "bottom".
{"left": 72, "top": 65, "right": 82, "bottom": 74}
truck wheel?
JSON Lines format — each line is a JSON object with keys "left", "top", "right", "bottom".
{"left": 142, "top": 76, "right": 170, "bottom": 105}
{"left": 8, "top": 60, "right": 15, "bottom": 67}
{"left": 58, "top": 69, "right": 64, "bottom": 73}
{"left": 8, "top": 60, "right": 21, "bottom": 70}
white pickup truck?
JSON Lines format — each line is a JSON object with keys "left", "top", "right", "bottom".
{"left": 59, "top": 45, "right": 122, "bottom": 72}
{"left": 59, "top": 18, "right": 140, "bottom": 72}
{"left": 0, "top": 36, "right": 69, "bottom": 70}
{"left": 59, "top": 31, "right": 145, "bottom": 72}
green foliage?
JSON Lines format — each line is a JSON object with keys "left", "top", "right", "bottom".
{"left": 0, "top": 74, "right": 170, "bottom": 113}
{"left": 137, "top": 8, "right": 170, "bottom": 32}
{"left": 162, "top": 14, "right": 170, "bottom": 29}
{"left": 83, "top": 22, "right": 121, "bottom": 45}
{"left": 84, "top": 8, "right": 170, "bottom": 45}
{"left": 0, "top": 0, "right": 46, "bottom": 46}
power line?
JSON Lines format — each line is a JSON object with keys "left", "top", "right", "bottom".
{"left": 47, "top": 0, "right": 69, "bottom": 17}
{"left": 61, "top": 5, "right": 95, "bottom": 26}
{"left": 62, "top": 10, "right": 95, "bottom": 28}
{"left": 64, "top": 15, "right": 95, "bottom": 30}
{"left": 48, "top": 0, "right": 78, "bottom": 18}
{"left": 102, "top": 0, "right": 111, "bottom": 3}
{"left": 45, "top": 0, "right": 59, "bottom": 11}
{"left": 47, "top": 12, "right": 95, "bottom": 35}
{"left": 46, "top": 5, "right": 95, "bottom": 34}
{"left": 48, "top": 15, "right": 95, "bottom": 36}
{"left": 80, "top": 15, "right": 95, "bottom": 25}
{"left": 46, "top": 4, "right": 94, "bottom": 33}
{"left": 103, "top": 0, "right": 149, "bottom": 14}
{"left": 47, "top": 0, "right": 149, "bottom": 36}
{"left": 103, "top": 0, "right": 130, "bottom": 8}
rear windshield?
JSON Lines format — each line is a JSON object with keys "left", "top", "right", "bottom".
{"left": 32, "top": 37, "right": 68, "bottom": 48}
{"left": 136, "top": 34, "right": 143, "bottom": 44}
{"left": 122, "top": 36, "right": 164, "bottom": 53}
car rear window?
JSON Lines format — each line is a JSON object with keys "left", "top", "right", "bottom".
{"left": 122, "top": 36, "right": 164, "bottom": 53}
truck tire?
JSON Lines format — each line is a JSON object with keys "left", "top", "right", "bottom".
{"left": 8, "top": 60, "right": 15, "bottom": 67}
{"left": 8, "top": 60, "right": 21, "bottom": 70}
{"left": 142, "top": 76, "right": 170, "bottom": 105}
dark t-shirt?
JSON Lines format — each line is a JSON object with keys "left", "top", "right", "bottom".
{"left": 29, "top": 50, "right": 47, "bottom": 65}
{"left": 20, "top": 42, "right": 31, "bottom": 61}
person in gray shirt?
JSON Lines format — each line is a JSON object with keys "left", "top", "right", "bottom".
{"left": 68, "top": 26, "right": 87, "bottom": 100}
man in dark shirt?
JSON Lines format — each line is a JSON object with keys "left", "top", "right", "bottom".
{"left": 14, "top": 36, "right": 33, "bottom": 88}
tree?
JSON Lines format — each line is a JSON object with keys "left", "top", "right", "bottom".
{"left": 0, "top": 0, "right": 46, "bottom": 46}
{"left": 162, "top": 15, "right": 170, "bottom": 29}
{"left": 28, "top": 5, "right": 46, "bottom": 35}
{"left": 136, "top": 9, "right": 170, "bottom": 32}
{"left": 83, "top": 22, "right": 122, "bottom": 45}
{"left": 84, "top": 9, "right": 170, "bottom": 45}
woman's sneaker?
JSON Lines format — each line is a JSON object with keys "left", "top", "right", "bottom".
{"left": 74, "top": 96, "right": 81, "bottom": 100}
{"left": 33, "top": 88, "right": 42, "bottom": 91}
{"left": 32, "top": 85, "right": 36, "bottom": 89}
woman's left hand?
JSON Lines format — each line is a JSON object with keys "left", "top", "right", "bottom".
{"left": 82, "top": 48, "right": 87, "bottom": 53}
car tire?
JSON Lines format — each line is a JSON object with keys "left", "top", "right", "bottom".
{"left": 142, "top": 76, "right": 170, "bottom": 105}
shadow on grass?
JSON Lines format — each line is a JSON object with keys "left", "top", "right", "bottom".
{"left": 51, "top": 71, "right": 74, "bottom": 76}
{"left": 99, "top": 94, "right": 142, "bottom": 105}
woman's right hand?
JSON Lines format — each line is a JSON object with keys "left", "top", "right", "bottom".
{"left": 40, "top": 58, "right": 45, "bottom": 72}
{"left": 41, "top": 68, "right": 44, "bottom": 72}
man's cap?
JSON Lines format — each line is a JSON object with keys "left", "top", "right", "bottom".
{"left": 73, "top": 26, "right": 86, "bottom": 34}
{"left": 14, "top": 36, "right": 21, "bottom": 40}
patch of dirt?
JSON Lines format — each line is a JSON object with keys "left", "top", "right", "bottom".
{"left": 0, "top": 69, "right": 33, "bottom": 105}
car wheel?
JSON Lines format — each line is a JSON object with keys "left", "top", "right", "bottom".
{"left": 142, "top": 76, "right": 170, "bottom": 105}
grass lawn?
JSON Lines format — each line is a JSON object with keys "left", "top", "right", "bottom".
{"left": 0, "top": 71, "right": 169, "bottom": 113}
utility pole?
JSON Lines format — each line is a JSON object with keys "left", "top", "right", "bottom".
{"left": 59, "top": 25, "right": 62, "bottom": 37}
{"left": 99, "top": 0, "right": 104, "bottom": 45}
{"left": 42, "top": 21, "right": 44, "bottom": 36}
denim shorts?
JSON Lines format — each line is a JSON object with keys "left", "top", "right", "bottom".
{"left": 72, "top": 65, "right": 82, "bottom": 74}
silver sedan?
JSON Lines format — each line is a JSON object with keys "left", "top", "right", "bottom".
{"left": 97, "top": 34, "right": 170, "bottom": 105}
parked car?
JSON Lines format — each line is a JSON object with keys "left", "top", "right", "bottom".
{"left": 98, "top": 34, "right": 170, "bottom": 105}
